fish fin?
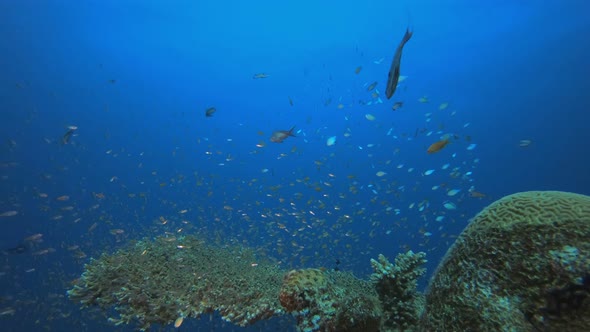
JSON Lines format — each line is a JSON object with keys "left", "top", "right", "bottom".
{"left": 288, "top": 126, "right": 296, "bottom": 137}
{"left": 403, "top": 27, "right": 413, "bottom": 42}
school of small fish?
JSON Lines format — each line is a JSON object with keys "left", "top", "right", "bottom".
{"left": 0, "top": 26, "right": 498, "bottom": 331}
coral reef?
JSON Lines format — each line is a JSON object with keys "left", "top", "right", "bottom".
{"left": 279, "top": 269, "right": 329, "bottom": 313}
{"left": 420, "top": 191, "right": 590, "bottom": 331}
{"left": 370, "top": 251, "right": 427, "bottom": 331}
{"left": 67, "top": 236, "right": 284, "bottom": 330}
{"left": 68, "top": 233, "right": 428, "bottom": 331}
{"left": 69, "top": 191, "right": 590, "bottom": 331}
{"left": 279, "top": 268, "right": 382, "bottom": 331}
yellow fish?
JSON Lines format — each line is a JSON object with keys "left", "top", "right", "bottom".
{"left": 427, "top": 138, "right": 450, "bottom": 154}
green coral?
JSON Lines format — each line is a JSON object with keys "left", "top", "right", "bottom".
{"left": 420, "top": 191, "right": 590, "bottom": 331}
{"left": 68, "top": 234, "right": 429, "bottom": 332}
{"left": 275, "top": 251, "right": 427, "bottom": 332}
{"left": 549, "top": 245, "right": 588, "bottom": 275}
{"left": 68, "top": 191, "right": 590, "bottom": 331}
{"left": 279, "top": 268, "right": 382, "bottom": 332}
{"left": 370, "top": 251, "right": 427, "bottom": 331}
{"left": 68, "top": 236, "right": 284, "bottom": 330}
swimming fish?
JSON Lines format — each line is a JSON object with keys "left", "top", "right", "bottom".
{"left": 519, "top": 139, "right": 532, "bottom": 147}
{"left": 367, "top": 81, "right": 378, "bottom": 91}
{"left": 469, "top": 190, "right": 487, "bottom": 198}
{"left": 385, "top": 28, "right": 413, "bottom": 99}
{"left": 253, "top": 73, "right": 269, "bottom": 79}
{"left": 270, "top": 126, "right": 296, "bottom": 143}
{"left": 61, "top": 126, "right": 78, "bottom": 145}
{"left": 205, "top": 107, "right": 216, "bottom": 117}
{"left": 427, "top": 138, "right": 450, "bottom": 154}
{"left": 392, "top": 101, "right": 403, "bottom": 111}
{"left": 2, "top": 243, "right": 27, "bottom": 255}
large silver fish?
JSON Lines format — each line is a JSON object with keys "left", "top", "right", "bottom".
{"left": 385, "top": 28, "right": 413, "bottom": 100}
{"left": 270, "top": 126, "right": 296, "bottom": 143}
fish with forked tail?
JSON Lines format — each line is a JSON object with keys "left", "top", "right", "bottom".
{"left": 270, "top": 126, "right": 296, "bottom": 143}
{"left": 385, "top": 28, "right": 413, "bottom": 99}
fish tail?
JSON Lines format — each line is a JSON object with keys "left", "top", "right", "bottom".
{"left": 288, "top": 126, "right": 296, "bottom": 137}
{"left": 403, "top": 27, "right": 413, "bottom": 42}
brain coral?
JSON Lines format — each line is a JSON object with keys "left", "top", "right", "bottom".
{"left": 279, "top": 268, "right": 381, "bottom": 331}
{"left": 420, "top": 191, "right": 590, "bottom": 331}
{"left": 279, "top": 268, "right": 328, "bottom": 312}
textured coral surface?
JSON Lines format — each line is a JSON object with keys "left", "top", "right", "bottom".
{"left": 420, "top": 191, "right": 590, "bottom": 331}
{"left": 68, "top": 236, "right": 284, "bottom": 330}
{"left": 68, "top": 191, "right": 589, "bottom": 331}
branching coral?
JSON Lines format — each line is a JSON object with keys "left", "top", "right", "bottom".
{"left": 370, "top": 251, "right": 427, "bottom": 331}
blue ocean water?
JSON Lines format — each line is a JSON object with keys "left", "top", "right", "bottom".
{"left": 1, "top": 0, "right": 589, "bottom": 331}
